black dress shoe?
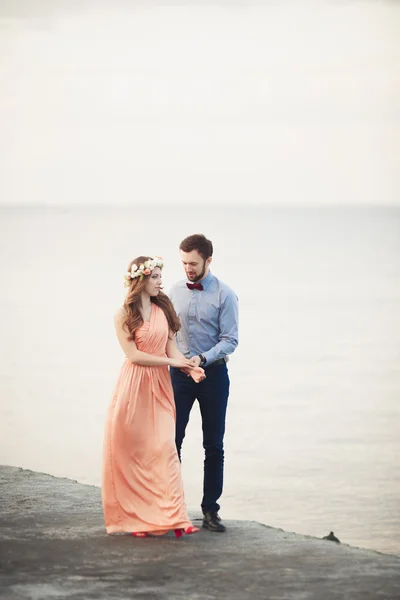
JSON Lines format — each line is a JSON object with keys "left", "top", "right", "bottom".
{"left": 202, "top": 512, "right": 226, "bottom": 533}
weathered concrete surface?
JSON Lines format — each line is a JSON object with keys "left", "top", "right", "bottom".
{"left": 1, "top": 466, "right": 399, "bottom": 600}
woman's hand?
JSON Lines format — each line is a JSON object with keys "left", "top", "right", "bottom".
{"left": 169, "top": 357, "right": 194, "bottom": 370}
{"left": 189, "top": 366, "right": 206, "bottom": 383}
{"left": 188, "top": 355, "right": 201, "bottom": 368}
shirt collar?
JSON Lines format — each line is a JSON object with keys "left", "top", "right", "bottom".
{"left": 199, "top": 270, "right": 213, "bottom": 291}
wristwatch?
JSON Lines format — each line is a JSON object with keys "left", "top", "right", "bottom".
{"left": 198, "top": 354, "right": 207, "bottom": 367}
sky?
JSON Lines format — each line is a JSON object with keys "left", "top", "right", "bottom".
{"left": 0, "top": 0, "right": 399, "bottom": 206}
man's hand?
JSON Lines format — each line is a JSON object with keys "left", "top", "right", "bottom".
{"left": 190, "top": 366, "right": 206, "bottom": 383}
{"left": 189, "top": 355, "right": 201, "bottom": 368}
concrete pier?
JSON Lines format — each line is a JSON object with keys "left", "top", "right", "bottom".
{"left": 1, "top": 466, "right": 399, "bottom": 599}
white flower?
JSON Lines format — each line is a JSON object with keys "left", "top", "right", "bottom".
{"left": 123, "top": 257, "right": 163, "bottom": 287}
{"left": 150, "top": 257, "right": 163, "bottom": 269}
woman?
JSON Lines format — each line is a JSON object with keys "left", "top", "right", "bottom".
{"left": 102, "top": 256, "right": 205, "bottom": 537}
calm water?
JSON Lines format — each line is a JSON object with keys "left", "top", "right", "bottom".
{"left": 0, "top": 206, "right": 399, "bottom": 555}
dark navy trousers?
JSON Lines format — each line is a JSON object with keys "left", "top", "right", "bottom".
{"left": 170, "top": 363, "right": 230, "bottom": 514}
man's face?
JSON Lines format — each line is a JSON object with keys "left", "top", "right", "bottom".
{"left": 180, "top": 249, "right": 211, "bottom": 282}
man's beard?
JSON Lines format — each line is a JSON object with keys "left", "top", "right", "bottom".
{"left": 190, "top": 259, "right": 206, "bottom": 282}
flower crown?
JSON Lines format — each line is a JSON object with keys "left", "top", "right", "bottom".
{"left": 124, "top": 256, "right": 164, "bottom": 287}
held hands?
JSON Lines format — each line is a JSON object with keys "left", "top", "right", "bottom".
{"left": 189, "top": 366, "right": 206, "bottom": 383}
{"left": 169, "top": 357, "right": 197, "bottom": 370}
{"left": 188, "top": 355, "right": 201, "bottom": 368}
{"left": 171, "top": 355, "right": 206, "bottom": 383}
{"left": 186, "top": 355, "right": 205, "bottom": 382}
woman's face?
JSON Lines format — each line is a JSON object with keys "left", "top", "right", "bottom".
{"left": 143, "top": 267, "right": 163, "bottom": 297}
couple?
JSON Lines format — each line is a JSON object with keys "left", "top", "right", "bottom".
{"left": 102, "top": 234, "right": 239, "bottom": 538}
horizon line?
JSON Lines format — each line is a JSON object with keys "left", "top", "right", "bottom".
{"left": 1, "top": 203, "right": 399, "bottom": 210}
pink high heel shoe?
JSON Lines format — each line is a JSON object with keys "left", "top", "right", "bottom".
{"left": 174, "top": 525, "right": 200, "bottom": 538}
{"left": 132, "top": 532, "right": 148, "bottom": 538}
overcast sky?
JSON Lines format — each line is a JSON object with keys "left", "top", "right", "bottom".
{"left": 0, "top": 0, "right": 399, "bottom": 206}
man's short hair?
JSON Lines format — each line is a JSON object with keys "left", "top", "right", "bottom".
{"left": 179, "top": 234, "right": 213, "bottom": 260}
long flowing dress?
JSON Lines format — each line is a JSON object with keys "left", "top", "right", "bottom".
{"left": 102, "top": 303, "right": 192, "bottom": 534}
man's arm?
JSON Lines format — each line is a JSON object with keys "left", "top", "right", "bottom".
{"left": 202, "top": 290, "right": 239, "bottom": 365}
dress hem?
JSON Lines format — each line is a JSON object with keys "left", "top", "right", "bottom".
{"left": 106, "top": 520, "right": 193, "bottom": 535}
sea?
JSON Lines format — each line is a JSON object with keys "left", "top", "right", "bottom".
{"left": 0, "top": 205, "right": 399, "bottom": 555}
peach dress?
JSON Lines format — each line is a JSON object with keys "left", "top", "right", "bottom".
{"left": 102, "top": 303, "right": 192, "bottom": 534}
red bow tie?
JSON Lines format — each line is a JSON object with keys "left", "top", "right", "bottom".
{"left": 186, "top": 282, "right": 204, "bottom": 291}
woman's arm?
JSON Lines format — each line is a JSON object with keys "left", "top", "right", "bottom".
{"left": 115, "top": 309, "right": 192, "bottom": 369}
{"left": 166, "top": 335, "right": 188, "bottom": 361}
{"left": 166, "top": 335, "right": 206, "bottom": 383}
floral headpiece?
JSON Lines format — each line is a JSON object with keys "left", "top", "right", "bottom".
{"left": 124, "top": 256, "right": 164, "bottom": 287}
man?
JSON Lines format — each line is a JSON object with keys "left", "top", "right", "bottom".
{"left": 169, "top": 234, "right": 239, "bottom": 533}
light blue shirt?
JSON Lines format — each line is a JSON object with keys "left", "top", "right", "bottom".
{"left": 169, "top": 271, "right": 239, "bottom": 365}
